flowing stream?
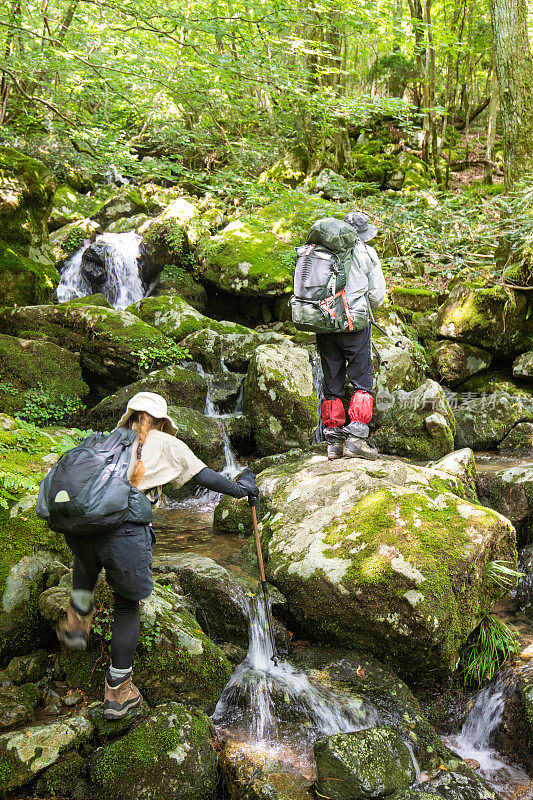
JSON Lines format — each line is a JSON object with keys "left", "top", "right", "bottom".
{"left": 212, "top": 594, "right": 377, "bottom": 774}
{"left": 444, "top": 666, "right": 533, "bottom": 799}
{"left": 57, "top": 231, "right": 144, "bottom": 309}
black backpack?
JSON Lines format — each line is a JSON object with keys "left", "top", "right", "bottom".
{"left": 36, "top": 428, "right": 153, "bottom": 535}
{"left": 290, "top": 217, "right": 362, "bottom": 334}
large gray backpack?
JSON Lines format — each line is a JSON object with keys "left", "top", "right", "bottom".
{"left": 36, "top": 428, "right": 153, "bottom": 535}
{"left": 291, "top": 217, "right": 368, "bottom": 334}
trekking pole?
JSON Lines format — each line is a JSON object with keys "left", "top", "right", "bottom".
{"left": 249, "top": 496, "right": 280, "bottom": 666}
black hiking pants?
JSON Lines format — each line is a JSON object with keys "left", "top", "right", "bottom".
{"left": 65, "top": 522, "right": 154, "bottom": 670}
{"left": 316, "top": 324, "right": 373, "bottom": 399}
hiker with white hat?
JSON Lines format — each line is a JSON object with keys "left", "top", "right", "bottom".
{"left": 56, "top": 391, "right": 258, "bottom": 720}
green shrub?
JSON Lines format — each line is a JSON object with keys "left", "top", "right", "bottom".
{"left": 17, "top": 385, "right": 86, "bottom": 426}
{"left": 460, "top": 614, "right": 520, "bottom": 687}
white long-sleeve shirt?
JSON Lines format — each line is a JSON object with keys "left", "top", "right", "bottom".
{"left": 345, "top": 242, "right": 386, "bottom": 314}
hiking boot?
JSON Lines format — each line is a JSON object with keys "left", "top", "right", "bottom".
{"left": 57, "top": 603, "right": 95, "bottom": 650}
{"left": 327, "top": 441, "right": 345, "bottom": 460}
{"left": 104, "top": 674, "right": 142, "bottom": 720}
{"left": 344, "top": 435, "right": 379, "bottom": 461}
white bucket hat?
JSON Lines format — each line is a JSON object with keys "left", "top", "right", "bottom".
{"left": 116, "top": 392, "right": 178, "bottom": 435}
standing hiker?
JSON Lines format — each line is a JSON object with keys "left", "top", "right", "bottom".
{"left": 53, "top": 392, "right": 258, "bottom": 720}
{"left": 316, "top": 212, "right": 386, "bottom": 461}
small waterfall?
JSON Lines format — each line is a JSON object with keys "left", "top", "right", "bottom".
{"left": 57, "top": 232, "right": 144, "bottom": 310}
{"left": 213, "top": 595, "right": 375, "bottom": 764}
{"left": 444, "top": 669, "right": 533, "bottom": 796}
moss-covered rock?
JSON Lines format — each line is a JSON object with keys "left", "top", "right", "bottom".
{"left": 49, "top": 217, "right": 100, "bottom": 263}
{"left": 454, "top": 393, "right": 533, "bottom": 450}
{"left": 85, "top": 364, "right": 208, "bottom": 430}
{"left": 429, "top": 448, "right": 478, "bottom": 502}
{"left": 372, "top": 379, "right": 455, "bottom": 461}
{"left": 40, "top": 751, "right": 89, "bottom": 798}
{"left": 314, "top": 726, "right": 415, "bottom": 800}
{"left": 156, "top": 267, "right": 207, "bottom": 311}
{"left": 166, "top": 406, "right": 226, "bottom": 470}
{"left": 513, "top": 350, "right": 533, "bottom": 379}
{"left": 391, "top": 285, "right": 440, "bottom": 313}
{"left": 197, "top": 193, "right": 338, "bottom": 297}
{"left": 498, "top": 422, "right": 533, "bottom": 453}
{"left": 373, "top": 332, "right": 427, "bottom": 396}
{"left": 258, "top": 147, "right": 309, "bottom": 188}
{"left": 0, "top": 242, "right": 59, "bottom": 306}
{"left": 48, "top": 184, "right": 105, "bottom": 231}
{"left": 436, "top": 283, "right": 533, "bottom": 357}
{"left": 129, "top": 294, "right": 251, "bottom": 341}
{"left": 433, "top": 341, "right": 492, "bottom": 387}
{"left": 6, "top": 650, "right": 48, "bottom": 685}
{"left": 457, "top": 371, "right": 533, "bottom": 397}
{"left": 177, "top": 326, "right": 292, "bottom": 373}
{"left": 0, "top": 146, "right": 55, "bottom": 262}
{"left": 93, "top": 185, "right": 150, "bottom": 230}
{"left": 0, "top": 712, "right": 93, "bottom": 793}
{"left": 244, "top": 344, "right": 318, "bottom": 455}
{"left": 0, "top": 302, "right": 171, "bottom": 395}
{"left": 0, "top": 683, "right": 42, "bottom": 731}
{"left": 0, "top": 334, "right": 88, "bottom": 416}
{"left": 256, "top": 452, "right": 516, "bottom": 682}
{"left": 90, "top": 702, "right": 218, "bottom": 800}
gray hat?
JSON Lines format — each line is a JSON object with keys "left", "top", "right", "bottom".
{"left": 343, "top": 212, "right": 378, "bottom": 242}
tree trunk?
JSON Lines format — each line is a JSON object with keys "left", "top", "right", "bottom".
{"left": 490, "top": 0, "right": 533, "bottom": 188}
{"left": 484, "top": 71, "right": 499, "bottom": 183}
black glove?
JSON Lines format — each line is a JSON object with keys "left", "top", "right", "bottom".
{"left": 235, "top": 467, "right": 259, "bottom": 504}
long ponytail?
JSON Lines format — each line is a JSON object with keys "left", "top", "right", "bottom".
{"left": 129, "top": 411, "right": 152, "bottom": 487}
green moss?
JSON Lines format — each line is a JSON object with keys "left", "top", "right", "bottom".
{"left": 458, "top": 371, "right": 533, "bottom": 397}
{"left": 129, "top": 295, "right": 251, "bottom": 342}
{"left": 44, "top": 752, "right": 87, "bottom": 797}
{"left": 0, "top": 243, "right": 59, "bottom": 306}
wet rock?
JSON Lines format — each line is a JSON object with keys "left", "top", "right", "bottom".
{"left": 391, "top": 286, "right": 440, "bottom": 313}
{"left": 457, "top": 371, "right": 533, "bottom": 397}
{"left": 476, "top": 464, "right": 533, "bottom": 544}
{"left": 39, "top": 585, "right": 71, "bottom": 626}
{"left": 454, "top": 393, "right": 533, "bottom": 450}
{"left": 0, "top": 242, "right": 59, "bottom": 308}
{"left": 85, "top": 364, "right": 208, "bottom": 430}
{"left": 433, "top": 341, "right": 492, "bottom": 387}
{"left": 48, "top": 184, "right": 104, "bottom": 231}
{"left": 0, "top": 334, "right": 88, "bottom": 417}
{"left": 373, "top": 333, "right": 427, "bottom": 397}
{"left": 429, "top": 448, "right": 477, "bottom": 502}
{"left": 0, "top": 301, "right": 171, "bottom": 396}
{"left": 372, "top": 379, "right": 455, "bottom": 461}
{"left": 398, "top": 763, "right": 502, "bottom": 800}
{"left": 90, "top": 702, "right": 218, "bottom": 800}
{"left": 0, "top": 712, "right": 93, "bottom": 792}
{"left": 258, "top": 453, "right": 516, "bottom": 682}
{"left": 436, "top": 283, "right": 533, "bottom": 358}
{"left": 210, "top": 372, "right": 245, "bottom": 411}
{"left": 43, "top": 689, "right": 62, "bottom": 716}
{"left": 514, "top": 350, "right": 533, "bottom": 378}
{"left": 244, "top": 344, "right": 318, "bottom": 456}
{"left": 93, "top": 185, "right": 150, "bottom": 229}
{"left": 50, "top": 217, "right": 100, "bottom": 263}
{"left": 129, "top": 294, "right": 251, "bottom": 341}
{"left": 6, "top": 650, "right": 48, "bottom": 685}
{"left": 0, "top": 683, "right": 41, "bottom": 730}
{"left": 314, "top": 726, "right": 415, "bottom": 800}
{"left": 220, "top": 740, "right": 314, "bottom": 800}
{"left": 498, "top": 422, "right": 533, "bottom": 453}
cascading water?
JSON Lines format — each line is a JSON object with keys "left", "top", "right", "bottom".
{"left": 444, "top": 667, "right": 533, "bottom": 798}
{"left": 57, "top": 231, "right": 144, "bottom": 310}
{"left": 213, "top": 595, "right": 377, "bottom": 771}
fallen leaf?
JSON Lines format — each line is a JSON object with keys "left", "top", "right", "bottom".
{"left": 357, "top": 666, "right": 365, "bottom": 678}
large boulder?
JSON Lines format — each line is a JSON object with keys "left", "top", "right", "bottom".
{"left": 0, "top": 334, "right": 88, "bottom": 417}
{"left": 166, "top": 406, "right": 226, "bottom": 470}
{"left": 0, "top": 147, "right": 55, "bottom": 261}
{"left": 314, "top": 726, "right": 415, "bottom": 800}
{"left": 0, "top": 713, "right": 93, "bottom": 793}
{"left": 454, "top": 393, "right": 533, "bottom": 450}
{"left": 373, "top": 332, "right": 427, "bottom": 396}
{"left": 244, "top": 344, "right": 318, "bottom": 455}
{"left": 258, "top": 452, "right": 516, "bottom": 682}
{"left": 436, "top": 283, "right": 533, "bottom": 357}
{"left": 128, "top": 294, "right": 251, "bottom": 341}
{"left": 90, "top": 702, "right": 218, "bottom": 800}
{"left": 50, "top": 217, "right": 100, "bottom": 263}
{"left": 180, "top": 327, "right": 293, "bottom": 373}
{"left": 433, "top": 341, "right": 492, "bottom": 387}
{"left": 0, "top": 243, "right": 59, "bottom": 307}
{"left": 0, "top": 683, "right": 41, "bottom": 730}
{"left": 372, "top": 379, "right": 455, "bottom": 461}
{"left": 498, "top": 422, "right": 533, "bottom": 453}
{"left": 0, "top": 301, "right": 172, "bottom": 396}
{"left": 196, "top": 193, "right": 336, "bottom": 297}
{"left": 476, "top": 461, "right": 533, "bottom": 544}
{"left": 220, "top": 740, "right": 314, "bottom": 800}
{"left": 85, "top": 364, "right": 208, "bottom": 430}
{"left": 514, "top": 350, "right": 533, "bottom": 378}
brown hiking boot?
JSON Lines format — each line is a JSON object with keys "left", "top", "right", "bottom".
{"left": 344, "top": 436, "right": 379, "bottom": 461}
{"left": 57, "top": 604, "right": 95, "bottom": 650}
{"left": 104, "top": 675, "right": 142, "bottom": 720}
